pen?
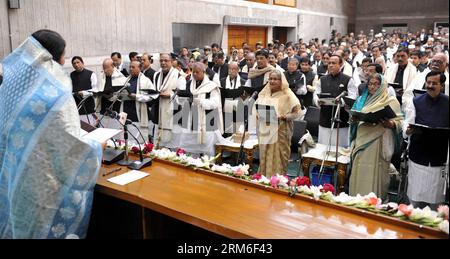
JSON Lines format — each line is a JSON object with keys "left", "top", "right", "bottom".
{"left": 103, "top": 168, "right": 122, "bottom": 177}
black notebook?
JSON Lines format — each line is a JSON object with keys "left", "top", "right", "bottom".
{"left": 241, "top": 86, "right": 260, "bottom": 95}
{"left": 343, "top": 97, "right": 356, "bottom": 107}
{"left": 388, "top": 83, "right": 403, "bottom": 89}
{"left": 413, "top": 89, "right": 427, "bottom": 97}
{"left": 351, "top": 105, "right": 397, "bottom": 124}
{"left": 221, "top": 87, "right": 245, "bottom": 99}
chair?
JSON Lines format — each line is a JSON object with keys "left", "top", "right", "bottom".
{"left": 304, "top": 106, "right": 320, "bottom": 141}
{"left": 288, "top": 120, "right": 307, "bottom": 177}
{"left": 291, "top": 120, "right": 307, "bottom": 153}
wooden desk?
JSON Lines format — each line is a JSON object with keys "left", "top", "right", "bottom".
{"left": 215, "top": 140, "right": 259, "bottom": 172}
{"left": 95, "top": 159, "right": 447, "bottom": 239}
{"left": 301, "top": 144, "right": 350, "bottom": 194}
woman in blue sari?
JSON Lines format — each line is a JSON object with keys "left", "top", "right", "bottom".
{"left": 349, "top": 73, "right": 403, "bottom": 201}
{"left": 0, "top": 30, "right": 103, "bottom": 239}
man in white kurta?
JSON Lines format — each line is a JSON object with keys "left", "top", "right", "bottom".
{"left": 172, "top": 63, "right": 225, "bottom": 156}
{"left": 384, "top": 48, "right": 417, "bottom": 107}
{"left": 151, "top": 53, "right": 186, "bottom": 147}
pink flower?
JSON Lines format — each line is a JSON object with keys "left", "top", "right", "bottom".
{"left": 367, "top": 197, "right": 379, "bottom": 206}
{"left": 438, "top": 205, "right": 449, "bottom": 220}
{"left": 252, "top": 173, "right": 263, "bottom": 181}
{"left": 176, "top": 148, "right": 186, "bottom": 156}
{"left": 296, "top": 176, "right": 311, "bottom": 187}
{"left": 322, "top": 184, "right": 335, "bottom": 194}
{"left": 234, "top": 168, "right": 244, "bottom": 177}
{"left": 270, "top": 176, "right": 280, "bottom": 188}
{"left": 131, "top": 146, "right": 141, "bottom": 154}
{"left": 399, "top": 204, "right": 413, "bottom": 217}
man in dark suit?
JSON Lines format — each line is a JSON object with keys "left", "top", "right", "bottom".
{"left": 280, "top": 45, "right": 302, "bottom": 71}
{"left": 213, "top": 52, "right": 229, "bottom": 81}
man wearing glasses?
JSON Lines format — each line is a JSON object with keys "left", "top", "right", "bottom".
{"left": 404, "top": 53, "right": 449, "bottom": 107}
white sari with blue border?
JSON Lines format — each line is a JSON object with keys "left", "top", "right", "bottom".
{"left": 0, "top": 37, "right": 103, "bottom": 239}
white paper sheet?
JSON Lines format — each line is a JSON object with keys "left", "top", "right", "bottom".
{"left": 107, "top": 170, "right": 149, "bottom": 186}
{"left": 82, "top": 128, "right": 122, "bottom": 144}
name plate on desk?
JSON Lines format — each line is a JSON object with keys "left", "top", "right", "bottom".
{"left": 107, "top": 170, "right": 149, "bottom": 186}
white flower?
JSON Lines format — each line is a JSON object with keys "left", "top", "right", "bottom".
{"left": 298, "top": 185, "right": 312, "bottom": 195}
{"left": 333, "top": 193, "right": 352, "bottom": 204}
{"left": 186, "top": 157, "right": 207, "bottom": 168}
{"left": 19, "top": 117, "right": 35, "bottom": 131}
{"left": 51, "top": 224, "right": 66, "bottom": 238}
{"left": 212, "top": 164, "right": 233, "bottom": 174}
{"left": 29, "top": 100, "right": 47, "bottom": 115}
{"left": 59, "top": 207, "right": 76, "bottom": 220}
{"left": 11, "top": 134, "right": 24, "bottom": 149}
{"left": 310, "top": 185, "right": 323, "bottom": 201}
{"left": 439, "top": 220, "right": 449, "bottom": 234}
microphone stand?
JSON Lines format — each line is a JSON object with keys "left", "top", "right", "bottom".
{"left": 117, "top": 123, "right": 131, "bottom": 166}
{"left": 236, "top": 105, "right": 248, "bottom": 165}
{"left": 77, "top": 94, "right": 94, "bottom": 125}
{"left": 116, "top": 119, "right": 152, "bottom": 170}
{"left": 236, "top": 95, "right": 256, "bottom": 165}
{"left": 318, "top": 98, "right": 342, "bottom": 185}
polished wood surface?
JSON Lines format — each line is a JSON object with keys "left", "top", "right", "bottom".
{"left": 96, "top": 159, "right": 447, "bottom": 239}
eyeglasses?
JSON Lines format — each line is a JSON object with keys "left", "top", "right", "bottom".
{"left": 431, "top": 60, "right": 444, "bottom": 65}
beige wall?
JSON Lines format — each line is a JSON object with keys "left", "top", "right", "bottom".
{"left": 0, "top": 0, "right": 10, "bottom": 59}
{"left": 355, "top": 0, "right": 449, "bottom": 33}
{"left": 0, "top": 0, "right": 355, "bottom": 72}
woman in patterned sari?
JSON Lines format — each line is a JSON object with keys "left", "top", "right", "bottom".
{"left": 256, "top": 70, "right": 303, "bottom": 177}
{"left": 349, "top": 73, "right": 403, "bottom": 200}
{"left": 0, "top": 30, "right": 103, "bottom": 239}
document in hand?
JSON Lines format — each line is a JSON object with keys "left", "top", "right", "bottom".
{"left": 140, "top": 89, "right": 160, "bottom": 100}
{"left": 350, "top": 105, "right": 397, "bottom": 124}
{"left": 318, "top": 93, "right": 337, "bottom": 106}
{"left": 256, "top": 104, "right": 278, "bottom": 123}
{"left": 81, "top": 128, "right": 122, "bottom": 144}
{"left": 343, "top": 97, "right": 356, "bottom": 108}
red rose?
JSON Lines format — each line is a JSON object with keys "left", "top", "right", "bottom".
{"left": 322, "top": 184, "right": 335, "bottom": 194}
{"left": 296, "top": 176, "right": 311, "bottom": 187}
{"left": 131, "top": 146, "right": 141, "bottom": 154}
{"left": 143, "top": 143, "right": 154, "bottom": 154}
{"left": 176, "top": 148, "right": 186, "bottom": 156}
{"left": 252, "top": 173, "right": 263, "bottom": 181}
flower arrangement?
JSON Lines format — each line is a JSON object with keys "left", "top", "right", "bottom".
{"left": 106, "top": 140, "right": 449, "bottom": 235}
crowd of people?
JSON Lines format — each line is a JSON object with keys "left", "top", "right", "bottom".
{"left": 0, "top": 27, "right": 449, "bottom": 238}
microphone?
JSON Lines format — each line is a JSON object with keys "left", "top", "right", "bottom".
{"left": 336, "top": 90, "right": 348, "bottom": 100}
{"left": 105, "top": 110, "right": 129, "bottom": 126}
{"left": 109, "top": 113, "right": 152, "bottom": 170}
